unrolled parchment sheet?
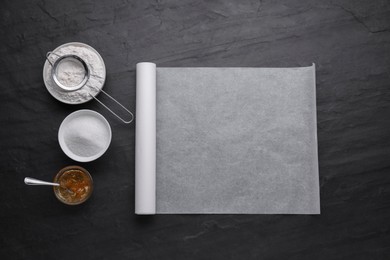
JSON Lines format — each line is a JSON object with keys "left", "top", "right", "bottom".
{"left": 135, "top": 63, "right": 320, "bottom": 214}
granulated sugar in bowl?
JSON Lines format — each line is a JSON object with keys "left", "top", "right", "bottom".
{"left": 58, "top": 110, "right": 112, "bottom": 162}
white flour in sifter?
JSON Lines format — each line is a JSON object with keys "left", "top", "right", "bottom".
{"left": 56, "top": 57, "right": 86, "bottom": 87}
{"left": 62, "top": 114, "right": 110, "bottom": 157}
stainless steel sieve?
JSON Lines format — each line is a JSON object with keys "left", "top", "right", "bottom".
{"left": 46, "top": 52, "right": 90, "bottom": 92}
{"left": 46, "top": 51, "right": 134, "bottom": 124}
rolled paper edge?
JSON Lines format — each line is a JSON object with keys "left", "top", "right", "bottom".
{"left": 135, "top": 62, "right": 157, "bottom": 215}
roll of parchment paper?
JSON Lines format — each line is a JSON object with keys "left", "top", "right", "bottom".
{"left": 135, "top": 62, "right": 156, "bottom": 215}
{"left": 135, "top": 64, "right": 320, "bottom": 215}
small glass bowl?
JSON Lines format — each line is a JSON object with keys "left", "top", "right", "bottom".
{"left": 53, "top": 166, "right": 93, "bottom": 205}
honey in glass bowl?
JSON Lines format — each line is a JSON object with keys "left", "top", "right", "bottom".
{"left": 53, "top": 166, "right": 93, "bottom": 205}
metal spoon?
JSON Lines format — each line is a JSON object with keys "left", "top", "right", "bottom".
{"left": 24, "top": 177, "right": 60, "bottom": 187}
{"left": 24, "top": 177, "right": 75, "bottom": 195}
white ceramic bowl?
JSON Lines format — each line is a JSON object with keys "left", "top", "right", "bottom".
{"left": 58, "top": 109, "right": 112, "bottom": 162}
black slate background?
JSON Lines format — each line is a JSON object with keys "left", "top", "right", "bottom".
{"left": 1, "top": 0, "right": 390, "bottom": 259}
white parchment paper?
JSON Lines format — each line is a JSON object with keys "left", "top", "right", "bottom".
{"left": 154, "top": 65, "right": 320, "bottom": 214}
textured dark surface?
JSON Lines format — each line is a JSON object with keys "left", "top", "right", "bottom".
{"left": 1, "top": 0, "right": 389, "bottom": 259}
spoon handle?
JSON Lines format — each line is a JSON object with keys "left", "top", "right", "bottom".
{"left": 24, "top": 177, "right": 60, "bottom": 187}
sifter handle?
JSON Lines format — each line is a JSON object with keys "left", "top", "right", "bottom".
{"left": 89, "top": 88, "right": 134, "bottom": 124}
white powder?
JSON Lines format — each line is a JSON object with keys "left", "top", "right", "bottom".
{"left": 63, "top": 115, "right": 110, "bottom": 157}
{"left": 44, "top": 43, "right": 106, "bottom": 104}
{"left": 56, "top": 58, "right": 86, "bottom": 88}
